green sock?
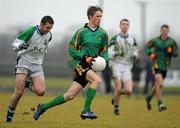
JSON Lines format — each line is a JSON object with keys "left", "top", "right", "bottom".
{"left": 157, "top": 100, "right": 163, "bottom": 106}
{"left": 146, "top": 94, "right": 153, "bottom": 102}
{"left": 83, "top": 87, "right": 96, "bottom": 112}
{"left": 42, "top": 95, "right": 65, "bottom": 111}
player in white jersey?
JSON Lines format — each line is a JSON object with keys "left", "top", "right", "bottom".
{"left": 5, "top": 16, "right": 54, "bottom": 122}
{"left": 108, "top": 19, "right": 139, "bottom": 115}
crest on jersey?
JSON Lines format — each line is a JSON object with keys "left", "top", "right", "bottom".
{"left": 97, "top": 36, "right": 102, "bottom": 41}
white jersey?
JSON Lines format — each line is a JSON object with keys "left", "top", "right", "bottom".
{"left": 12, "top": 26, "right": 52, "bottom": 64}
{"left": 108, "top": 33, "right": 138, "bottom": 69}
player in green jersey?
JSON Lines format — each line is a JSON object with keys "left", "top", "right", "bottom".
{"left": 5, "top": 16, "right": 54, "bottom": 122}
{"left": 33, "top": 6, "right": 108, "bottom": 120}
{"left": 145, "top": 24, "right": 178, "bottom": 112}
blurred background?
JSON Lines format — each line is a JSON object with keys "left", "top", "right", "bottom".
{"left": 0, "top": 0, "right": 180, "bottom": 94}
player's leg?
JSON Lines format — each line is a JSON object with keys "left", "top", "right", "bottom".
{"left": 145, "top": 69, "right": 156, "bottom": 110}
{"left": 120, "top": 67, "right": 133, "bottom": 95}
{"left": 25, "top": 65, "right": 45, "bottom": 96}
{"left": 33, "top": 81, "right": 83, "bottom": 120}
{"left": 5, "top": 73, "right": 27, "bottom": 122}
{"left": 31, "top": 76, "right": 46, "bottom": 96}
{"left": 145, "top": 85, "right": 155, "bottom": 110}
{"left": 122, "top": 79, "right": 133, "bottom": 95}
{"left": 110, "top": 61, "right": 122, "bottom": 115}
{"left": 154, "top": 73, "right": 166, "bottom": 111}
{"left": 80, "top": 69, "right": 102, "bottom": 119}
{"left": 113, "top": 77, "right": 122, "bottom": 115}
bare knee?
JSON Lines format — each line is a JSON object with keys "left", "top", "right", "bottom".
{"left": 124, "top": 87, "right": 133, "bottom": 94}
{"left": 36, "top": 89, "right": 45, "bottom": 96}
{"left": 14, "top": 90, "right": 24, "bottom": 98}
{"left": 114, "top": 88, "right": 121, "bottom": 95}
{"left": 93, "top": 77, "right": 102, "bottom": 87}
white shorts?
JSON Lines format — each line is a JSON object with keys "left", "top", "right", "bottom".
{"left": 15, "top": 57, "right": 44, "bottom": 77}
{"left": 111, "top": 61, "right": 132, "bottom": 82}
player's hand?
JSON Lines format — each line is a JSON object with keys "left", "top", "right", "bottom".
{"left": 82, "top": 55, "right": 93, "bottom": 65}
{"left": 166, "top": 47, "right": 173, "bottom": 54}
{"left": 19, "top": 43, "right": 29, "bottom": 50}
{"left": 149, "top": 53, "right": 156, "bottom": 60}
{"left": 130, "top": 56, "right": 136, "bottom": 63}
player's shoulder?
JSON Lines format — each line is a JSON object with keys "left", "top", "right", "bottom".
{"left": 109, "top": 34, "right": 119, "bottom": 44}
{"left": 110, "top": 34, "right": 118, "bottom": 40}
{"left": 99, "top": 27, "right": 108, "bottom": 35}
{"left": 22, "top": 26, "right": 36, "bottom": 34}
{"left": 168, "top": 37, "right": 176, "bottom": 43}
{"left": 149, "top": 36, "right": 159, "bottom": 43}
{"left": 128, "top": 34, "right": 135, "bottom": 38}
{"left": 127, "top": 34, "right": 136, "bottom": 40}
{"left": 75, "top": 27, "right": 88, "bottom": 34}
{"left": 17, "top": 26, "right": 36, "bottom": 40}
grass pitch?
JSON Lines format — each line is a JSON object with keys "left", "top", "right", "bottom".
{"left": 0, "top": 93, "right": 180, "bottom": 128}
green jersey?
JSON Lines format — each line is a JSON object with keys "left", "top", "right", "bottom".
{"left": 145, "top": 36, "right": 178, "bottom": 71}
{"left": 68, "top": 24, "right": 108, "bottom": 68}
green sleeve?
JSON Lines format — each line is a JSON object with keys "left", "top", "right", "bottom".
{"left": 100, "top": 33, "right": 108, "bottom": 61}
{"left": 109, "top": 35, "right": 117, "bottom": 47}
{"left": 68, "top": 29, "right": 85, "bottom": 60}
{"left": 172, "top": 40, "right": 178, "bottom": 57}
{"left": 17, "top": 26, "right": 36, "bottom": 44}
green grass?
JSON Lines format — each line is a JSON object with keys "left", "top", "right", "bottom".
{"left": 0, "top": 93, "right": 180, "bottom": 128}
{"left": 0, "top": 76, "right": 72, "bottom": 88}
{"left": 1, "top": 76, "right": 180, "bottom": 91}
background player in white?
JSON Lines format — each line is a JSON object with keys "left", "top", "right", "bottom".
{"left": 5, "top": 16, "right": 54, "bottom": 122}
{"left": 108, "top": 19, "right": 139, "bottom": 115}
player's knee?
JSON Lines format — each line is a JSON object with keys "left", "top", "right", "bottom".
{"left": 94, "top": 77, "right": 102, "bottom": 86}
{"left": 115, "top": 88, "right": 121, "bottom": 95}
{"left": 36, "top": 89, "right": 45, "bottom": 96}
{"left": 125, "top": 87, "right": 133, "bottom": 94}
{"left": 128, "top": 88, "right": 133, "bottom": 94}
{"left": 15, "top": 90, "right": 24, "bottom": 97}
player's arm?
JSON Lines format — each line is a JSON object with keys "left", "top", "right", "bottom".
{"left": 12, "top": 26, "right": 35, "bottom": 51}
{"left": 44, "top": 32, "right": 52, "bottom": 53}
{"left": 108, "top": 35, "right": 118, "bottom": 59}
{"left": 131, "top": 38, "right": 139, "bottom": 62}
{"left": 144, "top": 39, "right": 154, "bottom": 55}
{"left": 132, "top": 38, "right": 139, "bottom": 58}
{"left": 68, "top": 30, "right": 87, "bottom": 61}
{"left": 144, "top": 39, "right": 156, "bottom": 59}
{"left": 100, "top": 33, "right": 108, "bottom": 61}
{"left": 172, "top": 40, "right": 178, "bottom": 57}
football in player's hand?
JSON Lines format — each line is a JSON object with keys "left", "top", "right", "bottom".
{"left": 91, "top": 56, "right": 106, "bottom": 72}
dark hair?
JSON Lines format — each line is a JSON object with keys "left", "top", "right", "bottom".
{"left": 87, "top": 6, "right": 103, "bottom": 20}
{"left": 41, "top": 15, "right": 54, "bottom": 25}
{"left": 161, "top": 24, "right": 169, "bottom": 30}
{"left": 120, "top": 18, "right": 129, "bottom": 24}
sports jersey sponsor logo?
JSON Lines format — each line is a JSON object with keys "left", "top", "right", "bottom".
{"left": 33, "top": 46, "right": 44, "bottom": 53}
